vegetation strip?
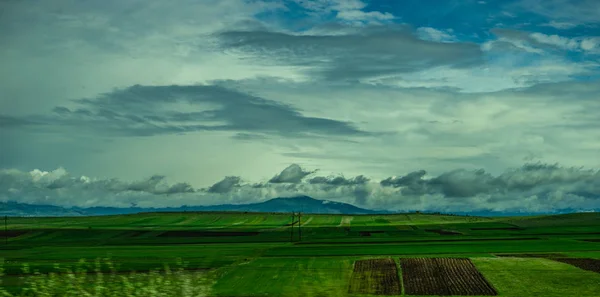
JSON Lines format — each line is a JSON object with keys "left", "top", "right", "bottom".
{"left": 296, "top": 237, "right": 541, "bottom": 245}
{"left": 494, "top": 253, "right": 567, "bottom": 258}
{"left": 157, "top": 231, "right": 259, "bottom": 237}
{"left": 401, "top": 258, "right": 497, "bottom": 296}
{"left": 347, "top": 258, "right": 402, "bottom": 295}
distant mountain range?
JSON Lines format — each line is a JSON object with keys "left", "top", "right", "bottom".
{"left": 0, "top": 196, "right": 382, "bottom": 216}
{"left": 1, "top": 196, "right": 596, "bottom": 217}
{"left": 0, "top": 201, "right": 86, "bottom": 217}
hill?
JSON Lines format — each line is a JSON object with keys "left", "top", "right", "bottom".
{"left": 0, "top": 201, "right": 86, "bottom": 217}
{"left": 1, "top": 196, "right": 379, "bottom": 216}
{"left": 197, "top": 196, "right": 379, "bottom": 214}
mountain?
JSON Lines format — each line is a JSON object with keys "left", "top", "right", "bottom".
{"left": 0, "top": 201, "right": 86, "bottom": 217}
{"left": 5, "top": 198, "right": 594, "bottom": 217}
{"left": 198, "top": 196, "right": 380, "bottom": 214}
{"left": 0, "top": 196, "right": 380, "bottom": 216}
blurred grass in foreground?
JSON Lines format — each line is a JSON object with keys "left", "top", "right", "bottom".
{"left": 0, "top": 258, "right": 211, "bottom": 297}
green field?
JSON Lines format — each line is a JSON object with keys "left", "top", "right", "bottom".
{"left": 1, "top": 212, "right": 600, "bottom": 296}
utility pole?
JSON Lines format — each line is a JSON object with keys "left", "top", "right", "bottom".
{"left": 298, "top": 212, "right": 302, "bottom": 242}
{"left": 290, "top": 212, "right": 295, "bottom": 242}
{"left": 4, "top": 215, "right": 7, "bottom": 246}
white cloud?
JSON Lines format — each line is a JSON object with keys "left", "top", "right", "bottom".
{"left": 581, "top": 38, "right": 600, "bottom": 51}
{"left": 416, "top": 27, "right": 457, "bottom": 43}
{"left": 364, "top": 55, "right": 598, "bottom": 93}
{"left": 292, "top": 0, "right": 396, "bottom": 24}
{"left": 336, "top": 10, "right": 394, "bottom": 22}
{"left": 529, "top": 33, "right": 600, "bottom": 53}
{"left": 542, "top": 21, "right": 578, "bottom": 29}
{"left": 0, "top": 0, "right": 294, "bottom": 115}
{"left": 515, "top": 0, "right": 600, "bottom": 25}
{"left": 491, "top": 29, "right": 600, "bottom": 54}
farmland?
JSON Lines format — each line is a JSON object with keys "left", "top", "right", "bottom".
{"left": 348, "top": 258, "right": 401, "bottom": 295}
{"left": 1, "top": 212, "right": 600, "bottom": 296}
{"left": 400, "top": 258, "right": 496, "bottom": 296}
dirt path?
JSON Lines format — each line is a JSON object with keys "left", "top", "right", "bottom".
{"left": 338, "top": 216, "right": 353, "bottom": 227}
{"left": 301, "top": 217, "right": 313, "bottom": 227}
{"left": 260, "top": 223, "right": 293, "bottom": 232}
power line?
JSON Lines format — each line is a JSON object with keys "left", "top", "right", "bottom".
{"left": 298, "top": 212, "right": 302, "bottom": 242}
{"left": 290, "top": 212, "right": 295, "bottom": 243}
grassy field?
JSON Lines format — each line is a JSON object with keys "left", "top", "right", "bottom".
{"left": 1, "top": 212, "right": 599, "bottom": 296}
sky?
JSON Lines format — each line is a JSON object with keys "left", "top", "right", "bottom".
{"left": 1, "top": 0, "right": 600, "bottom": 213}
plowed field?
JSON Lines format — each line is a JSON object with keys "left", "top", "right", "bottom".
{"left": 401, "top": 258, "right": 497, "bottom": 296}
{"left": 553, "top": 258, "right": 600, "bottom": 274}
{"left": 347, "top": 258, "right": 401, "bottom": 295}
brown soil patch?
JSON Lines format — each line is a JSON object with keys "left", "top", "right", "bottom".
{"left": 471, "top": 227, "right": 524, "bottom": 231}
{"left": 553, "top": 258, "right": 600, "bottom": 274}
{"left": 524, "top": 232, "right": 600, "bottom": 236}
{"left": 424, "top": 229, "right": 463, "bottom": 235}
{"left": 359, "top": 231, "right": 385, "bottom": 237}
{"left": 0, "top": 231, "right": 28, "bottom": 238}
{"left": 401, "top": 258, "right": 497, "bottom": 296}
{"left": 347, "top": 258, "right": 401, "bottom": 295}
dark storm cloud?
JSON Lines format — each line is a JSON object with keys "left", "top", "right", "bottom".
{"left": 269, "top": 164, "right": 316, "bottom": 184}
{"left": 231, "top": 133, "right": 269, "bottom": 141}
{"left": 0, "top": 84, "right": 371, "bottom": 138}
{"left": 115, "top": 175, "right": 195, "bottom": 194}
{"left": 308, "top": 175, "right": 369, "bottom": 185}
{"left": 429, "top": 169, "right": 497, "bottom": 198}
{"left": 80, "top": 175, "right": 195, "bottom": 195}
{"left": 215, "top": 25, "right": 483, "bottom": 81}
{"left": 352, "top": 186, "right": 371, "bottom": 206}
{"left": 0, "top": 115, "right": 42, "bottom": 128}
{"left": 379, "top": 170, "right": 433, "bottom": 196}
{"left": 207, "top": 176, "right": 242, "bottom": 193}
{"left": 380, "top": 170, "right": 427, "bottom": 187}
{"left": 379, "top": 163, "right": 600, "bottom": 200}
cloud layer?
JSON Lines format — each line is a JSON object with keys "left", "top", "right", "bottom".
{"left": 1, "top": 0, "right": 600, "bottom": 214}
{"left": 1, "top": 84, "right": 371, "bottom": 138}
{"left": 2, "top": 163, "right": 598, "bottom": 213}
{"left": 215, "top": 25, "right": 483, "bottom": 82}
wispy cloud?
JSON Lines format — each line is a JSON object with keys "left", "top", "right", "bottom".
{"left": 541, "top": 21, "right": 578, "bottom": 30}
{"left": 216, "top": 25, "right": 483, "bottom": 82}
{"left": 513, "top": 0, "right": 600, "bottom": 26}
{"left": 291, "top": 0, "right": 396, "bottom": 24}
{"left": 1, "top": 84, "right": 373, "bottom": 138}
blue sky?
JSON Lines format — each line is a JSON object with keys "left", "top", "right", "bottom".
{"left": 0, "top": 0, "right": 599, "bottom": 213}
